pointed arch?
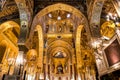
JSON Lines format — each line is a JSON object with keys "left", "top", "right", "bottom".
{"left": 28, "top": 3, "right": 91, "bottom": 43}
{"left": 46, "top": 40, "right": 73, "bottom": 64}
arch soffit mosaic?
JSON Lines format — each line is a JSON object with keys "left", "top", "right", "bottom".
{"left": 15, "top": 0, "right": 33, "bottom": 43}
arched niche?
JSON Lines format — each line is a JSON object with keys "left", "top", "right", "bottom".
{"left": 15, "top": 0, "right": 33, "bottom": 42}
{"left": 46, "top": 41, "right": 72, "bottom": 78}
{"left": 46, "top": 40, "right": 72, "bottom": 72}
{"left": 46, "top": 40, "right": 73, "bottom": 75}
{"left": 49, "top": 47, "right": 70, "bottom": 74}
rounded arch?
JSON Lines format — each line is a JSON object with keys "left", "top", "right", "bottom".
{"left": 28, "top": 3, "right": 91, "bottom": 42}
{"left": 0, "top": 21, "right": 20, "bottom": 34}
{"left": 35, "top": 3, "right": 85, "bottom": 19}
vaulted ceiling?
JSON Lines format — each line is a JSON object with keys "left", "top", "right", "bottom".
{"left": 0, "top": 0, "right": 118, "bottom": 23}
{"left": 0, "top": 0, "right": 119, "bottom": 39}
{"left": 0, "top": 0, "right": 87, "bottom": 24}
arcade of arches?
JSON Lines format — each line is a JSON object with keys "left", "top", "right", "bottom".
{"left": 0, "top": 0, "right": 120, "bottom": 80}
